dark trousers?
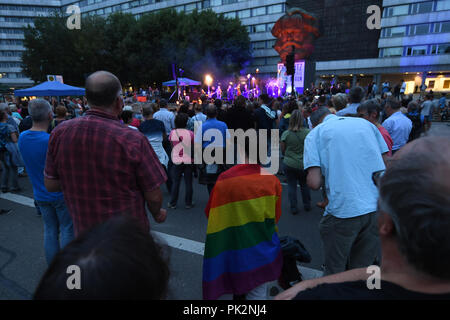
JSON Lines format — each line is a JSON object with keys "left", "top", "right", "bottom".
{"left": 163, "top": 165, "right": 172, "bottom": 193}
{"left": 283, "top": 163, "right": 311, "bottom": 211}
{"left": 207, "top": 183, "right": 215, "bottom": 195}
{"left": 169, "top": 164, "right": 193, "bottom": 206}
{"left": 319, "top": 212, "right": 380, "bottom": 276}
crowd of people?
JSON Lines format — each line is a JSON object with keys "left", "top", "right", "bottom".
{"left": 0, "top": 70, "right": 449, "bottom": 300}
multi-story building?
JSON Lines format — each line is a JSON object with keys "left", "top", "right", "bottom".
{"left": 311, "top": 0, "right": 450, "bottom": 93}
{"left": 0, "top": 1, "right": 60, "bottom": 90}
{"left": 2, "top": 0, "right": 448, "bottom": 92}
{"left": 0, "top": 0, "right": 287, "bottom": 89}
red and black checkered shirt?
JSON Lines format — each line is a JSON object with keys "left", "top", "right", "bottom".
{"left": 44, "top": 109, "right": 167, "bottom": 235}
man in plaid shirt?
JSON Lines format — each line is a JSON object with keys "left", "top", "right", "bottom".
{"left": 44, "top": 71, "right": 167, "bottom": 236}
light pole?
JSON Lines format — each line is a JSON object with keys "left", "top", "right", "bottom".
{"left": 205, "top": 74, "right": 213, "bottom": 97}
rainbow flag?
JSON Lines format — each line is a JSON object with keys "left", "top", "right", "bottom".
{"left": 202, "top": 164, "right": 283, "bottom": 300}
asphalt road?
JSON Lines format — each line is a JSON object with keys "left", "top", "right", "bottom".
{"left": 0, "top": 122, "right": 448, "bottom": 300}
{"left": 0, "top": 170, "right": 325, "bottom": 300}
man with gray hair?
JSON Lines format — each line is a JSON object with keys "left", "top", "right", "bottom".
{"left": 18, "top": 99, "right": 74, "bottom": 264}
{"left": 277, "top": 136, "right": 450, "bottom": 300}
{"left": 44, "top": 71, "right": 167, "bottom": 236}
{"left": 304, "top": 107, "right": 389, "bottom": 276}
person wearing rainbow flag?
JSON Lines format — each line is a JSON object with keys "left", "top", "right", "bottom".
{"left": 202, "top": 136, "right": 283, "bottom": 300}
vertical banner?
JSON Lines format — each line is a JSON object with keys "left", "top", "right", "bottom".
{"left": 277, "top": 61, "right": 305, "bottom": 94}
{"left": 294, "top": 61, "right": 305, "bottom": 89}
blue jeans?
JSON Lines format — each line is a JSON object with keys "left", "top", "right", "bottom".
{"left": 36, "top": 199, "right": 74, "bottom": 264}
{"left": 283, "top": 163, "right": 311, "bottom": 212}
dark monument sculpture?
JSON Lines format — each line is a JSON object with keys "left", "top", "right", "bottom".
{"left": 271, "top": 7, "right": 321, "bottom": 62}
{"left": 271, "top": 7, "right": 321, "bottom": 94}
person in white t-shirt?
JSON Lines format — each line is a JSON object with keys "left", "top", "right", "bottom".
{"left": 400, "top": 80, "right": 407, "bottom": 100}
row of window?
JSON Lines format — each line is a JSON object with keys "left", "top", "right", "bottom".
{"left": 0, "top": 72, "right": 26, "bottom": 79}
{"left": 380, "top": 43, "right": 450, "bottom": 57}
{"left": 0, "top": 39, "right": 23, "bottom": 45}
{"left": 251, "top": 39, "right": 276, "bottom": 50}
{"left": 0, "top": 17, "right": 35, "bottom": 23}
{"left": 251, "top": 56, "right": 280, "bottom": 66}
{"left": 384, "top": 0, "right": 449, "bottom": 18}
{"left": 0, "top": 62, "right": 21, "bottom": 68}
{"left": 0, "top": 28, "right": 24, "bottom": 35}
{"left": 80, "top": 1, "right": 284, "bottom": 20}
{"left": 0, "top": 5, "right": 59, "bottom": 13}
{"left": 222, "top": 4, "right": 284, "bottom": 19}
{"left": 428, "top": 79, "right": 450, "bottom": 89}
{"left": 0, "top": 51, "right": 22, "bottom": 57}
{"left": 78, "top": 0, "right": 166, "bottom": 10}
{"left": 246, "top": 22, "right": 275, "bottom": 34}
{"left": 78, "top": 0, "right": 278, "bottom": 9}
{"left": 382, "top": 21, "right": 450, "bottom": 38}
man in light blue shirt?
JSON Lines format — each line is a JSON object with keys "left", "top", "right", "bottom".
{"left": 382, "top": 97, "right": 412, "bottom": 154}
{"left": 336, "top": 86, "right": 364, "bottom": 116}
{"left": 153, "top": 98, "right": 175, "bottom": 135}
{"left": 304, "top": 107, "right": 388, "bottom": 275}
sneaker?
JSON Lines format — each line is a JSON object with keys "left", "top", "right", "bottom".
{"left": 167, "top": 202, "right": 176, "bottom": 209}
{"left": 1, "top": 188, "right": 8, "bottom": 193}
{"left": 304, "top": 204, "right": 311, "bottom": 212}
{"left": 185, "top": 203, "right": 195, "bottom": 209}
{"left": 10, "top": 187, "right": 22, "bottom": 193}
{"left": 0, "top": 209, "right": 12, "bottom": 215}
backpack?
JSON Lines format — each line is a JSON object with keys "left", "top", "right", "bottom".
{"left": 407, "top": 112, "right": 423, "bottom": 142}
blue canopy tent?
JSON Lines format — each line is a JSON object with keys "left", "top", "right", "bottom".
{"left": 162, "top": 78, "right": 201, "bottom": 87}
{"left": 14, "top": 81, "right": 85, "bottom": 97}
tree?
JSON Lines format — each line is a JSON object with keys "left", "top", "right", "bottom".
{"left": 21, "top": 9, "right": 251, "bottom": 88}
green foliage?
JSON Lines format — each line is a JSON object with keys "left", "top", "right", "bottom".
{"left": 21, "top": 9, "right": 251, "bottom": 87}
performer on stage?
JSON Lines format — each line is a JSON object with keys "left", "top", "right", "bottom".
{"left": 243, "top": 84, "right": 249, "bottom": 99}
{"left": 227, "top": 85, "right": 234, "bottom": 101}
{"left": 216, "top": 85, "right": 222, "bottom": 100}
{"left": 254, "top": 85, "right": 260, "bottom": 98}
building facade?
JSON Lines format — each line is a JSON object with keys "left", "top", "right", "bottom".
{"left": 0, "top": 0, "right": 288, "bottom": 89}
{"left": 0, "top": 1, "right": 60, "bottom": 89}
{"left": 313, "top": 0, "right": 450, "bottom": 93}
{"left": 2, "top": 0, "right": 448, "bottom": 92}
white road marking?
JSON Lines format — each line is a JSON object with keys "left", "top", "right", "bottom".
{"left": 0, "top": 192, "right": 35, "bottom": 208}
{"left": 0, "top": 192, "right": 323, "bottom": 277}
{"left": 152, "top": 231, "right": 205, "bottom": 256}
{"left": 0, "top": 192, "right": 207, "bottom": 255}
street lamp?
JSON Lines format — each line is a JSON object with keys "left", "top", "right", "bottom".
{"left": 205, "top": 74, "right": 213, "bottom": 97}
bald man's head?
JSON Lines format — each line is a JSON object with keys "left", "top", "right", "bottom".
{"left": 85, "top": 71, "right": 122, "bottom": 109}
{"left": 379, "top": 136, "right": 450, "bottom": 279}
